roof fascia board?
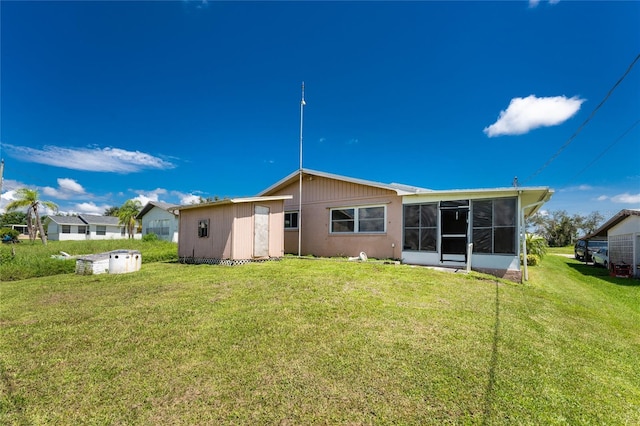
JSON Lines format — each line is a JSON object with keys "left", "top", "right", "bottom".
{"left": 172, "top": 195, "right": 292, "bottom": 212}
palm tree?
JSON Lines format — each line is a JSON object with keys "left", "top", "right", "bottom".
{"left": 5, "top": 188, "right": 58, "bottom": 245}
{"left": 117, "top": 199, "right": 142, "bottom": 239}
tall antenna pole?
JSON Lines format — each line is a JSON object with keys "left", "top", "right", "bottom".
{"left": 298, "top": 82, "right": 305, "bottom": 257}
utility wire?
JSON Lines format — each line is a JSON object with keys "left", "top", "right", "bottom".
{"left": 563, "top": 118, "right": 640, "bottom": 187}
{"left": 522, "top": 53, "right": 640, "bottom": 185}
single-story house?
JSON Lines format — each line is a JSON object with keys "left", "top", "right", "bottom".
{"left": 45, "top": 214, "right": 134, "bottom": 241}
{"left": 583, "top": 209, "right": 640, "bottom": 278}
{"left": 137, "top": 201, "right": 179, "bottom": 242}
{"left": 172, "top": 196, "right": 292, "bottom": 265}
{"left": 259, "top": 169, "right": 553, "bottom": 281}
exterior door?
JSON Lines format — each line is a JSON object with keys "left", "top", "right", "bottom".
{"left": 254, "top": 205, "right": 270, "bottom": 258}
{"left": 440, "top": 201, "right": 469, "bottom": 262}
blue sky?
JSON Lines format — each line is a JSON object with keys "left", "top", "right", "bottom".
{"left": 1, "top": 0, "right": 639, "bottom": 220}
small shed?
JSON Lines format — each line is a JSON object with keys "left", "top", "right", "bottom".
{"left": 173, "top": 195, "right": 292, "bottom": 265}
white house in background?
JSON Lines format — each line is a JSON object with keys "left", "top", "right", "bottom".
{"left": 136, "top": 201, "right": 179, "bottom": 242}
{"left": 585, "top": 209, "right": 640, "bottom": 278}
{"left": 45, "top": 214, "right": 134, "bottom": 241}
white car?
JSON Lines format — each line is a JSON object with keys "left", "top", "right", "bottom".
{"left": 592, "top": 248, "right": 609, "bottom": 268}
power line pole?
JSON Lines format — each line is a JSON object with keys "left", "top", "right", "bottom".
{"left": 298, "top": 82, "right": 305, "bottom": 257}
{"left": 0, "top": 158, "right": 4, "bottom": 196}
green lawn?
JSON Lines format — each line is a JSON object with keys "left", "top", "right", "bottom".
{"left": 1, "top": 252, "right": 638, "bottom": 424}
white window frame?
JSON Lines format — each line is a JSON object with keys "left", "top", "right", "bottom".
{"left": 329, "top": 205, "right": 387, "bottom": 234}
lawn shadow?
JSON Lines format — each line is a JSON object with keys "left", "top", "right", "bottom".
{"left": 482, "top": 281, "right": 500, "bottom": 425}
{"left": 566, "top": 261, "right": 639, "bottom": 287}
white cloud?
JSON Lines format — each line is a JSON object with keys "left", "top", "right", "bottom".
{"left": 529, "top": 0, "right": 560, "bottom": 7}
{"left": 611, "top": 193, "right": 640, "bottom": 204}
{"left": 560, "top": 184, "right": 594, "bottom": 192}
{"left": 595, "top": 193, "right": 640, "bottom": 204}
{"left": 0, "top": 190, "right": 18, "bottom": 214}
{"left": 70, "top": 202, "right": 111, "bottom": 215}
{"left": 484, "top": 95, "right": 584, "bottom": 137}
{"left": 3, "top": 144, "right": 175, "bottom": 173}
{"left": 58, "top": 178, "right": 85, "bottom": 194}
{"left": 180, "top": 194, "right": 202, "bottom": 205}
{"left": 132, "top": 188, "right": 167, "bottom": 206}
{"left": 42, "top": 178, "right": 87, "bottom": 200}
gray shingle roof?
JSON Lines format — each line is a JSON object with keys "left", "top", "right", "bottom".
{"left": 46, "top": 215, "right": 87, "bottom": 225}
{"left": 79, "top": 215, "right": 121, "bottom": 226}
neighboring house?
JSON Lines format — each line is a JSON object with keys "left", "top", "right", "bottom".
{"left": 137, "top": 201, "right": 179, "bottom": 242}
{"left": 259, "top": 169, "right": 553, "bottom": 281}
{"left": 584, "top": 209, "right": 640, "bottom": 278}
{"left": 172, "top": 196, "right": 292, "bottom": 265}
{"left": 45, "top": 215, "right": 132, "bottom": 241}
{"left": 7, "top": 224, "right": 29, "bottom": 238}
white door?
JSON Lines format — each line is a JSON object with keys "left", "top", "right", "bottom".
{"left": 254, "top": 206, "right": 270, "bottom": 258}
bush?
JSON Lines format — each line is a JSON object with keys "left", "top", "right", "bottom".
{"left": 526, "top": 233, "right": 548, "bottom": 258}
{"left": 0, "top": 227, "right": 20, "bottom": 242}
{"left": 520, "top": 253, "right": 541, "bottom": 266}
{"left": 142, "top": 233, "right": 159, "bottom": 242}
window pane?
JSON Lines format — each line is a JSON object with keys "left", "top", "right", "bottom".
{"left": 359, "top": 218, "right": 384, "bottom": 232}
{"left": 332, "top": 220, "right": 354, "bottom": 233}
{"left": 404, "top": 229, "right": 419, "bottom": 250}
{"left": 360, "top": 206, "right": 384, "bottom": 219}
{"left": 331, "top": 209, "right": 355, "bottom": 233}
{"left": 494, "top": 198, "right": 516, "bottom": 226}
{"left": 494, "top": 227, "right": 515, "bottom": 254}
{"left": 473, "top": 200, "right": 492, "bottom": 228}
{"left": 421, "top": 204, "right": 437, "bottom": 228}
{"left": 473, "top": 228, "right": 492, "bottom": 253}
{"left": 62, "top": 225, "right": 70, "bottom": 233}
{"left": 332, "top": 209, "right": 354, "bottom": 221}
{"left": 441, "top": 200, "right": 469, "bottom": 208}
{"left": 420, "top": 229, "right": 437, "bottom": 251}
{"left": 404, "top": 205, "right": 419, "bottom": 227}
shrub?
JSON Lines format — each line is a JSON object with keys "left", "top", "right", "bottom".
{"left": 142, "top": 233, "right": 159, "bottom": 242}
{"left": 520, "top": 253, "right": 541, "bottom": 266}
{"left": 526, "top": 233, "right": 548, "bottom": 258}
{"left": 0, "top": 227, "right": 20, "bottom": 242}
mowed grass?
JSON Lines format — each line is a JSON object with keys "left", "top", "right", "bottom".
{"left": 1, "top": 254, "right": 639, "bottom": 424}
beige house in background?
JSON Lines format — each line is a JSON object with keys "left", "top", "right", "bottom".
{"left": 172, "top": 196, "right": 292, "bottom": 265}
{"left": 259, "top": 169, "right": 553, "bottom": 281}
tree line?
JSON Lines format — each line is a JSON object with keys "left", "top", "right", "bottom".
{"left": 2, "top": 187, "right": 605, "bottom": 248}
{"left": 527, "top": 210, "right": 604, "bottom": 247}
